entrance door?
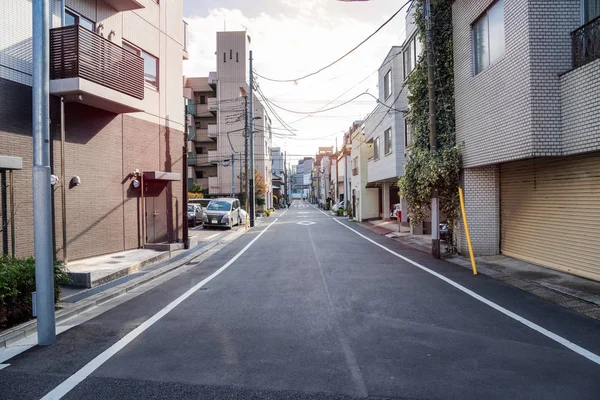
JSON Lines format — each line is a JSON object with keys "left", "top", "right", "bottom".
{"left": 146, "top": 186, "right": 168, "bottom": 243}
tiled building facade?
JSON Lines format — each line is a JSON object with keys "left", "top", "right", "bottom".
{"left": 0, "top": 0, "right": 187, "bottom": 260}
{"left": 453, "top": 0, "right": 600, "bottom": 281}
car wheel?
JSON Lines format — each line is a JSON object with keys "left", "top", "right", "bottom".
{"left": 191, "top": 220, "right": 196, "bottom": 227}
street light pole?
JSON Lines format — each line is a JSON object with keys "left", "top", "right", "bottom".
{"left": 249, "top": 50, "right": 255, "bottom": 227}
{"left": 425, "top": 0, "right": 440, "bottom": 259}
{"left": 32, "top": 0, "right": 56, "bottom": 345}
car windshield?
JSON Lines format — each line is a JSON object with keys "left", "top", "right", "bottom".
{"left": 187, "top": 205, "right": 195, "bottom": 212}
{"left": 207, "top": 200, "right": 232, "bottom": 211}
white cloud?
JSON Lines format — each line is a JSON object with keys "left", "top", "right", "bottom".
{"left": 184, "top": 1, "right": 407, "bottom": 163}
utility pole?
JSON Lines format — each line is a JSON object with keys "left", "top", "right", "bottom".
{"left": 335, "top": 137, "right": 339, "bottom": 203}
{"left": 425, "top": 0, "right": 440, "bottom": 259}
{"left": 231, "top": 153, "right": 235, "bottom": 197}
{"left": 32, "top": 0, "right": 56, "bottom": 345}
{"left": 244, "top": 94, "right": 249, "bottom": 209}
{"left": 249, "top": 50, "right": 255, "bottom": 227}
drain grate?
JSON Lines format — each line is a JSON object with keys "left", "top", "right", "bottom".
{"left": 106, "top": 261, "right": 121, "bottom": 264}
{"left": 111, "top": 256, "right": 126, "bottom": 259}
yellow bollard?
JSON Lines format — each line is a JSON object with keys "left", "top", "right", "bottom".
{"left": 458, "top": 187, "right": 478, "bottom": 275}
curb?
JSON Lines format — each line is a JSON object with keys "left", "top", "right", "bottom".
{"left": 0, "top": 228, "right": 248, "bottom": 348}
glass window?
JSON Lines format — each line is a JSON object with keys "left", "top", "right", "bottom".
{"left": 142, "top": 51, "right": 158, "bottom": 88}
{"left": 584, "top": 0, "right": 600, "bottom": 23}
{"left": 473, "top": 0, "right": 505, "bottom": 75}
{"left": 374, "top": 137, "right": 380, "bottom": 160}
{"left": 65, "top": 9, "right": 94, "bottom": 31}
{"left": 404, "top": 118, "right": 413, "bottom": 149}
{"left": 384, "top": 128, "right": 392, "bottom": 155}
{"left": 383, "top": 70, "right": 392, "bottom": 99}
{"left": 403, "top": 43, "right": 412, "bottom": 79}
{"left": 122, "top": 42, "right": 140, "bottom": 56}
{"left": 207, "top": 200, "right": 232, "bottom": 211}
{"left": 200, "top": 95, "right": 206, "bottom": 104}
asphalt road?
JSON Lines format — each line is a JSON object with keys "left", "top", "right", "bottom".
{"left": 1, "top": 200, "right": 600, "bottom": 399}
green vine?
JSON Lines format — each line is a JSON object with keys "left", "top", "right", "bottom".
{"left": 398, "top": 0, "right": 461, "bottom": 252}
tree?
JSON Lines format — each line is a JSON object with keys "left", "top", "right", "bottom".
{"left": 398, "top": 0, "right": 461, "bottom": 253}
{"left": 254, "top": 171, "right": 267, "bottom": 199}
{"left": 189, "top": 183, "right": 203, "bottom": 193}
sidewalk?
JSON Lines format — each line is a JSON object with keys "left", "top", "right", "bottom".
{"left": 359, "top": 219, "right": 600, "bottom": 321}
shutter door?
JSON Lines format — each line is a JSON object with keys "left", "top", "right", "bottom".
{"left": 501, "top": 152, "right": 600, "bottom": 282}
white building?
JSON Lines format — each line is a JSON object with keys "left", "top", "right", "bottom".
{"left": 350, "top": 123, "right": 379, "bottom": 221}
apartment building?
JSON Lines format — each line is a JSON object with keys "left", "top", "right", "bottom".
{"left": 453, "top": 0, "right": 600, "bottom": 281}
{"left": 195, "top": 31, "right": 273, "bottom": 209}
{"left": 292, "top": 157, "right": 313, "bottom": 199}
{"left": 350, "top": 122, "right": 378, "bottom": 222}
{"left": 0, "top": 0, "right": 187, "bottom": 260}
{"left": 183, "top": 75, "right": 218, "bottom": 192}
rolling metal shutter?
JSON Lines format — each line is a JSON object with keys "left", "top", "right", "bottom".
{"left": 500, "top": 152, "right": 600, "bottom": 282}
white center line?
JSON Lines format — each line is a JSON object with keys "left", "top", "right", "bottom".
{"left": 40, "top": 218, "right": 280, "bottom": 400}
{"left": 333, "top": 218, "right": 600, "bottom": 367}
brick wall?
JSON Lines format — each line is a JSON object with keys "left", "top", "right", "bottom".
{"left": 560, "top": 58, "right": 600, "bottom": 155}
{"left": 0, "top": 78, "right": 184, "bottom": 261}
{"left": 457, "top": 166, "right": 500, "bottom": 256}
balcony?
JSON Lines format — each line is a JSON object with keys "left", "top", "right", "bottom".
{"left": 207, "top": 150, "right": 219, "bottom": 163}
{"left": 187, "top": 152, "right": 196, "bottom": 166}
{"left": 102, "top": 0, "right": 144, "bottom": 11}
{"left": 572, "top": 16, "right": 600, "bottom": 69}
{"left": 50, "top": 25, "right": 144, "bottom": 113}
{"left": 196, "top": 154, "right": 209, "bottom": 165}
{"left": 195, "top": 103, "right": 212, "bottom": 117}
{"left": 207, "top": 97, "right": 218, "bottom": 115}
{"left": 208, "top": 124, "right": 218, "bottom": 139}
{"left": 208, "top": 72, "right": 217, "bottom": 89}
{"left": 208, "top": 176, "right": 220, "bottom": 195}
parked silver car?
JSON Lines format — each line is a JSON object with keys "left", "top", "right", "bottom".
{"left": 187, "top": 204, "right": 203, "bottom": 227}
{"left": 203, "top": 198, "right": 242, "bottom": 229}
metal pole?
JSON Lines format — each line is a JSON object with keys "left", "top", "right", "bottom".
{"left": 244, "top": 95, "right": 249, "bottom": 209}
{"left": 9, "top": 171, "right": 15, "bottom": 257}
{"left": 182, "top": 145, "right": 189, "bottom": 249}
{"left": 32, "top": 0, "right": 55, "bottom": 346}
{"left": 60, "top": 0, "right": 65, "bottom": 25}
{"left": 425, "top": 0, "right": 440, "bottom": 259}
{"left": 249, "top": 50, "right": 255, "bottom": 227}
{"left": 60, "top": 97, "right": 67, "bottom": 264}
{"left": 231, "top": 153, "right": 235, "bottom": 197}
{"left": 335, "top": 137, "right": 339, "bottom": 203}
{"left": 141, "top": 172, "right": 145, "bottom": 248}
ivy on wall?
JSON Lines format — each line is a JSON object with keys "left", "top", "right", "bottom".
{"left": 398, "top": 0, "right": 461, "bottom": 252}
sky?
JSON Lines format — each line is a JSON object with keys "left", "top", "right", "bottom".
{"left": 183, "top": 0, "right": 409, "bottom": 166}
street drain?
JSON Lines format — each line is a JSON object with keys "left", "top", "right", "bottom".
{"left": 111, "top": 256, "right": 126, "bottom": 259}
{"left": 106, "top": 261, "right": 121, "bottom": 264}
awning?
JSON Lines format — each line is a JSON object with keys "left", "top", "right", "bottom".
{"left": 143, "top": 171, "right": 181, "bottom": 181}
{"left": 0, "top": 155, "right": 23, "bottom": 171}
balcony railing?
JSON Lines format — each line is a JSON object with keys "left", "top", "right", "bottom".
{"left": 572, "top": 15, "right": 600, "bottom": 69}
{"left": 50, "top": 25, "right": 144, "bottom": 100}
{"left": 208, "top": 124, "right": 218, "bottom": 138}
{"left": 196, "top": 154, "right": 209, "bottom": 165}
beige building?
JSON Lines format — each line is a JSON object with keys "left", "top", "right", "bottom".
{"left": 184, "top": 31, "right": 272, "bottom": 208}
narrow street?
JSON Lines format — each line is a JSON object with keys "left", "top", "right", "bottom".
{"left": 1, "top": 200, "right": 600, "bottom": 399}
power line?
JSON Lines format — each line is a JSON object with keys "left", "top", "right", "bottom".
{"left": 265, "top": 92, "right": 403, "bottom": 115}
{"left": 252, "top": 0, "right": 413, "bottom": 84}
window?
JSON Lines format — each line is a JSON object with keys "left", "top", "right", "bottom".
{"left": 223, "top": 52, "right": 226, "bottom": 63}
{"left": 236, "top": 52, "right": 239, "bottom": 62}
{"left": 65, "top": 9, "right": 94, "bottom": 31}
{"left": 123, "top": 42, "right": 158, "bottom": 88}
{"left": 230, "top": 49, "right": 232, "bottom": 60}
{"left": 383, "top": 70, "right": 392, "bottom": 99}
{"left": 195, "top": 147, "right": 204, "bottom": 154}
{"left": 404, "top": 118, "right": 413, "bottom": 149}
{"left": 473, "top": 0, "right": 505, "bottom": 75}
{"left": 384, "top": 128, "right": 392, "bottom": 155}
{"left": 403, "top": 43, "right": 412, "bottom": 79}
{"left": 195, "top": 170, "right": 204, "bottom": 179}
{"left": 374, "top": 137, "right": 380, "bottom": 160}
{"left": 414, "top": 36, "right": 422, "bottom": 61}
{"left": 584, "top": 0, "right": 600, "bottom": 23}
{"left": 200, "top": 95, "right": 206, "bottom": 104}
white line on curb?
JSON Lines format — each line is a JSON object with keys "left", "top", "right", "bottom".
{"left": 40, "top": 218, "right": 280, "bottom": 400}
{"left": 333, "top": 218, "right": 600, "bottom": 367}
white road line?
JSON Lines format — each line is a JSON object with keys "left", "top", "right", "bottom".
{"left": 40, "top": 218, "right": 280, "bottom": 400}
{"left": 333, "top": 219, "right": 600, "bottom": 367}
{"left": 280, "top": 208, "right": 289, "bottom": 217}
{"left": 204, "top": 233, "right": 220, "bottom": 241}
{"left": 313, "top": 206, "right": 331, "bottom": 217}
{"left": 0, "top": 364, "right": 9, "bottom": 370}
